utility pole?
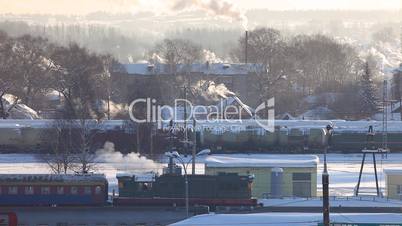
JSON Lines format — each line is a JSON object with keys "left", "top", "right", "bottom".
{"left": 192, "top": 119, "right": 196, "bottom": 175}
{"left": 322, "top": 146, "right": 330, "bottom": 226}
{"left": 184, "top": 86, "right": 188, "bottom": 144}
{"left": 322, "top": 125, "right": 332, "bottom": 226}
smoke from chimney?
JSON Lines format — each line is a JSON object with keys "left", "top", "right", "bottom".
{"left": 172, "top": 0, "right": 248, "bottom": 29}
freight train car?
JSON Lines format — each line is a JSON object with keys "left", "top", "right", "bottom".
{"left": 2, "top": 119, "right": 402, "bottom": 153}
{"left": 197, "top": 126, "right": 329, "bottom": 152}
{"left": 0, "top": 120, "right": 138, "bottom": 153}
{"left": 0, "top": 174, "right": 108, "bottom": 206}
{"left": 114, "top": 172, "right": 257, "bottom": 208}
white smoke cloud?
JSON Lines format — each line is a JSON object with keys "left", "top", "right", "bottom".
{"left": 171, "top": 0, "right": 248, "bottom": 29}
{"left": 193, "top": 80, "right": 235, "bottom": 101}
{"left": 202, "top": 49, "right": 223, "bottom": 63}
{"left": 95, "top": 142, "right": 160, "bottom": 172}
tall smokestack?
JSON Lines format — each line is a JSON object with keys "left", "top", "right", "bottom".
{"left": 245, "top": 30, "right": 248, "bottom": 64}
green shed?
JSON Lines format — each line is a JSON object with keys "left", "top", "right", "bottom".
{"left": 204, "top": 154, "right": 318, "bottom": 198}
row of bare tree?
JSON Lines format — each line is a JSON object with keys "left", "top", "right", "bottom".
{"left": 142, "top": 28, "right": 381, "bottom": 118}
{"left": 0, "top": 31, "right": 124, "bottom": 120}
{"left": 0, "top": 31, "right": 125, "bottom": 174}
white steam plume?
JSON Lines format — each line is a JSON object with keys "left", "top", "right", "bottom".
{"left": 193, "top": 80, "right": 235, "bottom": 101}
{"left": 95, "top": 142, "right": 160, "bottom": 172}
{"left": 172, "top": 0, "right": 248, "bottom": 29}
{"left": 202, "top": 49, "right": 223, "bottom": 63}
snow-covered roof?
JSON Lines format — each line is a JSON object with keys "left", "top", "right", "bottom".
{"left": 392, "top": 64, "right": 402, "bottom": 73}
{"left": 2, "top": 94, "right": 40, "bottom": 119}
{"left": 384, "top": 169, "right": 402, "bottom": 176}
{"left": 300, "top": 106, "right": 335, "bottom": 120}
{"left": 123, "top": 63, "right": 263, "bottom": 76}
{"left": 205, "top": 154, "right": 319, "bottom": 168}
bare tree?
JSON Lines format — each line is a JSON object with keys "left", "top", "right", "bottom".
{"left": 0, "top": 32, "right": 52, "bottom": 118}
{"left": 291, "top": 34, "right": 360, "bottom": 94}
{"left": 0, "top": 31, "right": 23, "bottom": 119}
{"left": 13, "top": 35, "right": 52, "bottom": 107}
{"left": 234, "top": 28, "right": 292, "bottom": 105}
{"left": 152, "top": 38, "right": 202, "bottom": 71}
{"left": 48, "top": 43, "right": 107, "bottom": 119}
{"left": 41, "top": 119, "right": 75, "bottom": 174}
{"left": 70, "top": 119, "right": 99, "bottom": 174}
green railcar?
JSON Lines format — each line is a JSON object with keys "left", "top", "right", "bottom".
{"left": 117, "top": 172, "right": 253, "bottom": 200}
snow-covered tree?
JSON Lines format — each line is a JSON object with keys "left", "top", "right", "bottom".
{"left": 359, "top": 61, "right": 381, "bottom": 118}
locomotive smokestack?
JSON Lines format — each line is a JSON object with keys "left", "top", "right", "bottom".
{"left": 245, "top": 30, "right": 248, "bottom": 64}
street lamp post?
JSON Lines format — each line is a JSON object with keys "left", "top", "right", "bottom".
{"left": 165, "top": 149, "right": 211, "bottom": 218}
{"left": 323, "top": 125, "right": 332, "bottom": 226}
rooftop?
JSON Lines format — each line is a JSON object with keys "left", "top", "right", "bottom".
{"left": 384, "top": 169, "right": 402, "bottom": 175}
{"left": 122, "top": 63, "right": 264, "bottom": 76}
{"left": 205, "top": 154, "right": 319, "bottom": 168}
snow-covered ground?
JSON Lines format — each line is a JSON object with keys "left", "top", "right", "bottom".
{"left": 261, "top": 196, "right": 402, "bottom": 207}
{"left": 171, "top": 212, "right": 402, "bottom": 226}
{"left": 0, "top": 153, "right": 400, "bottom": 197}
{"left": 318, "top": 153, "right": 400, "bottom": 196}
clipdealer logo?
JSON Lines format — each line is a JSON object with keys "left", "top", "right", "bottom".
{"left": 128, "top": 97, "right": 275, "bottom": 132}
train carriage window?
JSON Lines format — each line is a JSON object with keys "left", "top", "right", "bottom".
{"left": 84, "top": 186, "right": 92, "bottom": 195}
{"left": 95, "top": 186, "right": 102, "bottom": 195}
{"left": 57, "top": 186, "right": 64, "bottom": 195}
{"left": 8, "top": 186, "right": 18, "bottom": 195}
{"left": 25, "top": 186, "right": 34, "bottom": 195}
{"left": 71, "top": 186, "right": 78, "bottom": 195}
{"left": 41, "top": 187, "right": 50, "bottom": 195}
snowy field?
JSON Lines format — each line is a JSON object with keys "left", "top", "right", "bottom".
{"left": 0, "top": 153, "right": 400, "bottom": 197}
{"left": 260, "top": 196, "right": 402, "bottom": 207}
{"left": 317, "top": 153, "right": 400, "bottom": 196}
{"left": 171, "top": 212, "right": 402, "bottom": 226}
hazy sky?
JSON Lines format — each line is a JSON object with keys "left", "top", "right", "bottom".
{"left": 0, "top": 0, "right": 400, "bottom": 15}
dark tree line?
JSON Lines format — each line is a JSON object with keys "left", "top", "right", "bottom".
{"left": 231, "top": 28, "right": 380, "bottom": 118}
{"left": 0, "top": 30, "right": 123, "bottom": 120}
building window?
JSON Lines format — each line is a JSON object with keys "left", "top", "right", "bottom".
{"left": 84, "top": 186, "right": 91, "bottom": 195}
{"left": 8, "top": 186, "right": 18, "bottom": 195}
{"left": 57, "top": 186, "right": 64, "bottom": 195}
{"left": 41, "top": 187, "right": 50, "bottom": 195}
{"left": 25, "top": 186, "right": 34, "bottom": 195}
{"left": 292, "top": 173, "right": 312, "bottom": 197}
{"left": 71, "top": 186, "right": 78, "bottom": 195}
{"left": 292, "top": 173, "right": 311, "bottom": 181}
